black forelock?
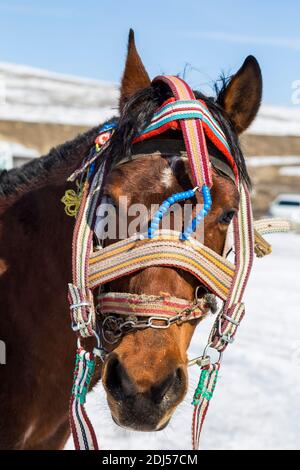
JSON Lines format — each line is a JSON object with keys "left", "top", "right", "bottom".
{"left": 0, "top": 123, "right": 107, "bottom": 198}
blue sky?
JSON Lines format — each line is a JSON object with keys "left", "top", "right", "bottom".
{"left": 0, "top": 0, "right": 299, "bottom": 106}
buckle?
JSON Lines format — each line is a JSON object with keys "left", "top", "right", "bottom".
{"left": 70, "top": 302, "right": 93, "bottom": 332}
{"left": 222, "top": 314, "right": 240, "bottom": 326}
{"left": 220, "top": 334, "right": 234, "bottom": 344}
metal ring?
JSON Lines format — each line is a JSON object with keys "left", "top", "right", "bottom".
{"left": 202, "top": 342, "right": 223, "bottom": 364}
{"left": 70, "top": 301, "right": 91, "bottom": 310}
{"left": 148, "top": 316, "right": 171, "bottom": 329}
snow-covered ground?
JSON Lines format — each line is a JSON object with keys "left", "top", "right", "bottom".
{"left": 246, "top": 155, "right": 300, "bottom": 167}
{"left": 279, "top": 166, "right": 300, "bottom": 177}
{"left": 65, "top": 232, "right": 300, "bottom": 450}
{"left": 249, "top": 105, "right": 300, "bottom": 136}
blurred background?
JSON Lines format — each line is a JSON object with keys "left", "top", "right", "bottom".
{"left": 1, "top": 0, "right": 300, "bottom": 219}
{"left": 0, "top": 0, "right": 299, "bottom": 450}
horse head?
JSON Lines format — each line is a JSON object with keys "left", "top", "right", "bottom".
{"left": 96, "top": 30, "right": 262, "bottom": 432}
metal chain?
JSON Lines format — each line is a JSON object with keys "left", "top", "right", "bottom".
{"left": 97, "top": 293, "right": 217, "bottom": 345}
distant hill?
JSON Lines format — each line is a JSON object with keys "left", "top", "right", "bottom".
{"left": 0, "top": 61, "right": 299, "bottom": 135}
{"left": 0, "top": 62, "right": 118, "bottom": 126}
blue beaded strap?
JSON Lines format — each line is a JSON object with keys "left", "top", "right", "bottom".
{"left": 148, "top": 185, "right": 212, "bottom": 240}
{"left": 180, "top": 185, "right": 212, "bottom": 240}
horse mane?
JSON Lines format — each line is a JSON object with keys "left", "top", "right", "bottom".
{"left": 0, "top": 75, "right": 250, "bottom": 203}
{"left": 0, "top": 123, "right": 108, "bottom": 199}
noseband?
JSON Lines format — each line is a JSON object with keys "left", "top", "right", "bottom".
{"left": 64, "top": 76, "right": 289, "bottom": 450}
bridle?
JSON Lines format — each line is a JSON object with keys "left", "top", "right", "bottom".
{"left": 64, "top": 75, "right": 289, "bottom": 450}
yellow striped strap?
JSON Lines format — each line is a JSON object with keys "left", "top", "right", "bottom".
{"left": 88, "top": 230, "right": 235, "bottom": 301}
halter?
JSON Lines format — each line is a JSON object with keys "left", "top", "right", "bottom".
{"left": 65, "top": 76, "right": 290, "bottom": 450}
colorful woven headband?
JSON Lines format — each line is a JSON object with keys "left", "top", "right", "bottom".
{"left": 134, "top": 80, "right": 238, "bottom": 181}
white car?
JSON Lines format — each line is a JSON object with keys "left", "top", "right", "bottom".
{"left": 269, "top": 194, "right": 300, "bottom": 223}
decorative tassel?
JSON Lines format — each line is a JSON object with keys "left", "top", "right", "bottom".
{"left": 61, "top": 181, "right": 83, "bottom": 218}
{"left": 69, "top": 348, "right": 99, "bottom": 450}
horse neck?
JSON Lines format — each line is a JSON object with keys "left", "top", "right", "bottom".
{"left": 1, "top": 181, "right": 74, "bottom": 267}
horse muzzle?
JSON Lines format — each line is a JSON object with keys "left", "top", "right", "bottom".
{"left": 102, "top": 352, "right": 188, "bottom": 432}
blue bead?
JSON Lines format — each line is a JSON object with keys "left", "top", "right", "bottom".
{"left": 202, "top": 209, "right": 208, "bottom": 216}
{"left": 167, "top": 196, "right": 175, "bottom": 204}
{"left": 153, "top": 216, "right": 160, "bottom": 223}
{"left": 162, "top": 201, "right": 170, "bottom": 208}
{"left": 204, "top": 204, "right": 211, "bottom": 211}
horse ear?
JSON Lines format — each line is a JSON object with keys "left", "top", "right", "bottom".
{"left": 119, "top": 29, "right": 151, "bottom": 111}
{"left": 218, "top": 56, "right": 262, "bottom": 134}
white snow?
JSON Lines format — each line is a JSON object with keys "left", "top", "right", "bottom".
{"left": 65, "top": 231, "right": 300, "bottom": 450}
{"left": 0, "top": 141, "right": 38, "bottom": 159}
{"left": 246, "top": 155, "right": 300, "bottom": 167}
{"left": 0, "top": 62, "right": 118, "bottom": 126}
{"left": 279, "top": 166, "right": 300, "bottom": 176}
{"left": 248, "top": 105, "right": 300, "bottom": 136}
{"left": 0, "top": 140, "right": 39, "bottom": 170}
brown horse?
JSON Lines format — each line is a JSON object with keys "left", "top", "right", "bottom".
{"left": 0, "top": 31, "right": 262, "bottom": 449}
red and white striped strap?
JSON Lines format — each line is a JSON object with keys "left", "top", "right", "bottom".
{"left": 192, "top": 183, "right": 254, "bottom": 449}
{"left": 152, "top": 76, "right": 213, "bottom": 189}
{"left": 98, "top": 291, "right": 210, "bottom": 320}
{"left": 210, "top": 183, "right": 254, "bottom": 352}
{"left": 69, "top": 348, "right": 99, "bottom": 450}
{"left": 192, "top": 362, "right": 220, "bottom": 450}
{"left": 68, "top": 161, "right": 107, "bottom": 338}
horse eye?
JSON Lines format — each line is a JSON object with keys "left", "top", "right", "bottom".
{"left": 219, "top": 210, "right": 236, "bottom": 225}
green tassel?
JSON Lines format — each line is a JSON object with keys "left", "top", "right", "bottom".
{"left": 192, "top": 368, "right": 219, "bottom": 405}
{"left": 72, "top": 353, "right": 95, "bottom": 405}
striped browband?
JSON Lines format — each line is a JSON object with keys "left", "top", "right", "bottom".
{"left": 134, "top": 97, "right": 238, "bottom": 180}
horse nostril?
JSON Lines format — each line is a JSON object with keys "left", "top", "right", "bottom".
{"left": 151, "top": 367, "right": 185, "bottom": 404}
{"left": 105, "top": 354, "right": 137, "bottom": 401}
